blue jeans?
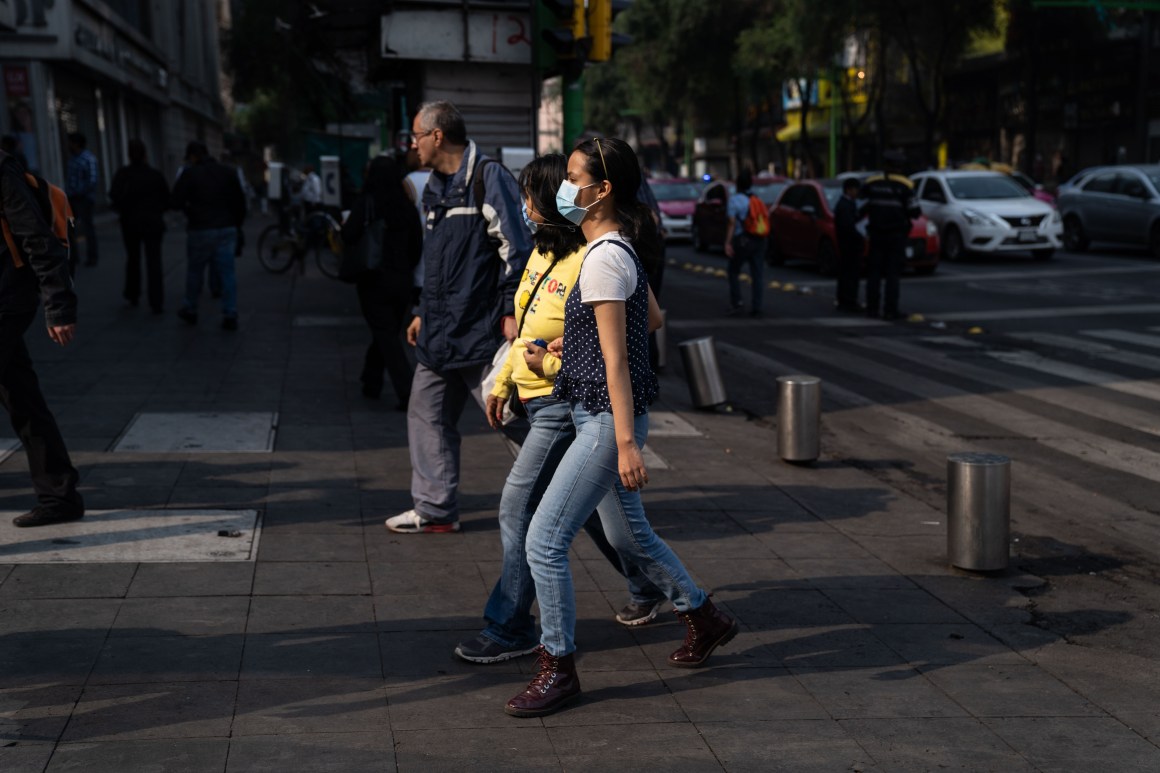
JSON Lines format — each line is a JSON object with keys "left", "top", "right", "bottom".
{"left": 184, "top": 227, "right": 237, "bottom": 317}
{"left": 727, "top": 233, "right": 765, "bottom": 313}
{"left": 482, "top": 397, "right": 661, "bottom": 649}
{"left": 527, "top": 403, "right": 708, "bottom": 656}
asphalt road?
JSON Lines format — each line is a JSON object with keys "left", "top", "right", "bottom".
{"left": 659, "top": 238, "right": 1160, "bottom": 662}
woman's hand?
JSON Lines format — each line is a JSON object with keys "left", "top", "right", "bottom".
{"left": 618, "top": 440, "right": 649, "bottom": 492}
{"left": 484, "top": 394, "right": 505, "bottom": 430}
{"left": 547, "top": 337, "right": 563, "bottom": 357}
{"left": 523, "top": 340, "right": 548, "bottom": 377}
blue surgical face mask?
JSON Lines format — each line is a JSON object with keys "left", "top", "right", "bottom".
{"left": 521, "top": 202, "right": 540, "bottom": 234}
{"left": 555, "top": 180, "right": 599, "bottom": 226}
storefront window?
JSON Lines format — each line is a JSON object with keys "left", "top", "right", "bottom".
{"left": 106, "top": 0, "right": 151, "bottom": 37}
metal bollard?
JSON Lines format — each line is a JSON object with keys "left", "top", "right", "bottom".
{"left": 776, "top": 375, "right": 821, "bottom": 463}
{"left": 946, "top": 452, "right": 1011, "bottom": 571}
{"left": 678, "top": 336, "right": 727, "bottom": 408}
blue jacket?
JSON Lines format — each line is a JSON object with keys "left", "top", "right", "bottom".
{"left": 417, "top": 142, "right": 531, "bottom": 371}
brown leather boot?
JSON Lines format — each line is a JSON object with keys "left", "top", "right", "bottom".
{"left": 669, "top": 596, "right": 739, "bottom": 668}
{"left": 504, "top": 645, "right": 581, "bottom": 717}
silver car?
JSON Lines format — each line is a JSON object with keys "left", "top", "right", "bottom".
{"left": 1057, "top": 164, "right": 1160, "bottom": 258}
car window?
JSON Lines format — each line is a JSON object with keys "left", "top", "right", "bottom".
{"left": 752, "top": 182, "right": 787, "bottom": 204}
{"left": 945, "top": 175, "right": 1029, "bottom": 200}
{"left": 822, "top": 186, "right": 843, "bottom": 209}
{"left": 920, "top": 178, "right": 947, "bottom": 203}
{"left": 780, "top": 186, "right": 804, "bottom": 209}
{"left": 1116, "top": 173, "right": 1149, "bottom": 199}
{"left": 652, "top": 182, "right": 701, "bottom": 201}
{"left": 1083, "top": 173, "right": 1118, "bottom": 194}
{"left": 798, "top": 186, "right": 822, "bottom": 211}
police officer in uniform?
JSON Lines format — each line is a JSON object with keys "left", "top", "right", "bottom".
{"left": 860, "top": 150, "right": 919, "bottom": 320}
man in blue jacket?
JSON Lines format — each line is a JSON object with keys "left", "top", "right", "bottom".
{"left": 386, "top": 101, "right": 532, "bottom": 534}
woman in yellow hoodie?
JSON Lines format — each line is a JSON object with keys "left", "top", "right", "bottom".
{"left": 454, "top": 154, "right": 663, "bottom": 664}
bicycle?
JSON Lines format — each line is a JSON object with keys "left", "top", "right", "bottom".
{"left": 256, "top": 208, "right": 343, "bottom": 279}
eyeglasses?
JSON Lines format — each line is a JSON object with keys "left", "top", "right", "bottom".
{"left": 593, "top": 137, "right": 608, "bottom": 179}
{"left": 411, "top": 129, "right": 435, "bottom": 145}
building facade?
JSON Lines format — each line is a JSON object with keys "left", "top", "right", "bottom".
{"left": 0, "top": 0, "right": 229, "bottom": 206}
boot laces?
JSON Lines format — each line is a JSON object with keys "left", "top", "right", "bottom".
{"left": 524, "top": 647, "right": 560, "bottom": 695}
{"left": 677, "top": 610, "right": 698, "bottom": 649}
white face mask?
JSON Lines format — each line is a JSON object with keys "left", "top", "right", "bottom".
{"left": 555, "top": 180, "right": 600, "bottom": 226}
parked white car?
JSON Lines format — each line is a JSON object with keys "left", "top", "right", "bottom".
{"left": 910, "top": 170, "right": 1063, "bottom": 261}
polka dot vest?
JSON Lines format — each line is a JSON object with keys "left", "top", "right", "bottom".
{"left": 552, "top": 238, "right": 658, "bottom": 416}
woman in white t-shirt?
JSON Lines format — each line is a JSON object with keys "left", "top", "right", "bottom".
{"left": 505, "top": 138, "right": 738, "bottom": 719}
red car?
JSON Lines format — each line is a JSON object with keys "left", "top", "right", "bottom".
{"left": 649, "top": 178, "right": 702, "bottom": 242}
{"left": 768, "top": 179, "right": 940, "bottom": 275}
{"left": 691, "top": 175, "right": 788, "bottom": 252}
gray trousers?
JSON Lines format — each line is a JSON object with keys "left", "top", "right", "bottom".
{"left": 408, "top": 361, "right": 527, "bottom": 523}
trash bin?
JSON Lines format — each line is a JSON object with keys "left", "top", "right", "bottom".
{"left": 677, "top": 336, "right": 726, "bottom": 408}
{"left": 946, "top": 452, "right": 1011, "bottom": 571}
{"left": 776, "top": 375, "right": 821, "bottom": 463}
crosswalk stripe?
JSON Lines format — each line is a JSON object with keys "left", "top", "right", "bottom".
{"left": 933, "top": 303, "right": 1160, "bottom": 322}
{"left": 773, "top": 339, "right": 1160, "bottom": 485}
{"left": 986, "top": 350, "right": 1160, "bottom": 404}
{"left": 1082, "top": 329, "right": 1160, "bottom": 350}
{"left": 1008, "top": 331, "right": 1160, "bottom": 374}
{"left": 850, "top": 336, "right": 1160, "bottom": 438}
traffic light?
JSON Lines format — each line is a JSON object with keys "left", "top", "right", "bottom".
{"left": 587, "top": 0, "right": 633, "bottom": 63}
{"left": 537, "top": 1, "right": 588, "bottom": 77}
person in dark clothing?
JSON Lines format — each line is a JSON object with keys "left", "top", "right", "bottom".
{"left": 860, "top": 150, "right": 919, "bottom": 320}
{"left": 109, "top": 139, "right": 169, "bottom": 314}
{"left": 170, "top": 141, "right": 247, "bottom": 330}
{"left": 65, "top": 132, "right": 99, "bottom": 267}
{"left": 0, "top": 150, "right": 84, "bottom": 527}
{"left": 834, "top": 177, "right": 863, "bottom": 312}
{"left": 340, "top": 155, "right": 423, "bottom": 410}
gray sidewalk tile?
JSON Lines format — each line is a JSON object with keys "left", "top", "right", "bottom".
{"left": 0, "top": 599, "right": 121, "bottom": 638}
{"left": 166, "top": 486, "right": 267, "bottom": 509}
{"left": 540, "top": 669, "right": 688, "bottom": 727}
{"left": 80, "top": 461, "right": 185, "bottom": 489}
{"left": 910, "top": 575, "right": 1036, "bottom": 627}
{"left": 920, "top": 664, "right": 1106, "bottom": 718}
{"left": 232, "top": 677, "right": 388, "bottom": 735}
{"left": 696, "top": 719, "right": 875, "bottom": 773}
{"left": 753, "top": 625, "right": 908, "bottom": 669}
{"left": 247, "top": 595, "right": 377, "bottom": 634}
{"left": 89, "top": 635, "right": 244, "bottom": 684}
{"left": 373, "top": 590, "right": 488, "bottom": 632}
{"left": 0, "top": 637, "right": 104, "bottom": 688}
{"left": 791, "top": 665, "right": 970, "bottom": 719}
{"left": 572, "top": 624, "right": 657, "bottom": 673}
{"left": 680, "top": 556, "right": 800, "bottom": 591}
{"left": 840, "top": 717, "right": 1037, "bottom": 772}
{"left": 983, "top": 716, "right": 1160, "bottom": 772}
{"left": 0, "top": 743, "right": 55, "bottom": 773}
{"left": 225, "top": 733, "right": 397, "bottom": 772}
{"left": 870, "top": 624, "right": 1028, "bottom": 667}
{"left": 253, "top": 561, "right": 371, "bottom": 596}
{"left": 241, "top": 633, "right": 383, "bottom": 680}
{"left": 550, "top": 721, "right": 722, "bottom": 771}
{"left": 380, "top": 629, "right": 527, "bottom": 680}
{"left": 713, "top": 588, "right": 858, "bottom": 628}
{"left": 62, "top": 681, "right": 237, "bottom": 741}
{"left": 628, "top": 615, "right": 758, "bottom": 671}
{"left": 760, "top": 530, "right": 876, "bottom": 559}
{"left": 257, "top": 531, "right": 366, "bottom": 562}
{"left": 384, "top": 673, "right": 524, "bottom": 731}
{"left": 369, "top": 560, "right": 485, "bottom": 596}
{"left": 784, "top": 557, "right": 920, "bottom": 590}
{"left": 393, "top": 727, "right": 557, "bottom": 771}
{"left": 45, "top": 739, "right": 230, "bottom": 772}
{"left": 111, "top": 596, "right": 250, "bottom": 636}
{"left": 0, "top": 684, "right": 83, "bottom": 743}
{"left": 126, "top": 562, "right": 254, "bottom": 597}
{"left": 663, "top": 666, "right": 829, "bottom": 722}
{"left": 0, "top": 564, "right": 136, "bottom": 599}
{"left": 0, "top": 564, "right": 12, "bottom": 585}
{"left": 274, "top": 425, "right": 355, "bottom": 452}
{"left": 73, "top": 487, "right": 171, "bottom": 510}
{"left": 823, "top": 588, "right": 969, "bottom": 625}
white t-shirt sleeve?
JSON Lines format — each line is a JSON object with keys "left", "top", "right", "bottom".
{"left": 579, "top": 241, "right": 638, "bottom": 304}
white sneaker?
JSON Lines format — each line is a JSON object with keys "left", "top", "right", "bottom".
{"left": 384, "top": 509, "right": 461, "bottom": 534}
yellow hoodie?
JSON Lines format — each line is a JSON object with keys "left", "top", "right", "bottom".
{"left": 491, "top": 244, "right": 585, "bottom": 401}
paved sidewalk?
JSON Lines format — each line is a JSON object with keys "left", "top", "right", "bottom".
{"left": 1, "top": 219, "right": 1158, "bottom": 771}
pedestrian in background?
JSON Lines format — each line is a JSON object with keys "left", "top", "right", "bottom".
{"left": 0, "top": 148, "right": 84, "bottom": 527}
{"left": 507, "top": 138, "right": 737, "bottom": 718}
{"left": 724, "top": 167, "right": 766, "bottom": 317}
{"left": 65, "top": 132, "right": 99, "bottom": 268}
{"left": 383, "top": 101, "right": 532, "bottom": 535}
{"left": 340, "top": 154, "right": 422, "bottom": 410}
{"left": 454, "top": 153, "right": 667, "bottom": 666}
{"left": 861, "top": 150, "right": 919, "bottom": 320}
{"left": 301, "top": 165, "right": 322, "bottom": 212}
{"left": 109, "top": 139, "right": 169, "bottom": 314}
{"left": 834, "top": 176, "right": 863, "bottom": 312}
{"left": 170, "top": 141, "right": 247, "bottom": 331}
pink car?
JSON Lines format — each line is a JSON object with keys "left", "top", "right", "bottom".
{"left": 649, "top": 178, "right": 702, "bottom": 242}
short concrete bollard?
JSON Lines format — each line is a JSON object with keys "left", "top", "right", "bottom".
{"left": 678, "top": 336, "right": 727, "bottom": 408}
{"left": 776, "top": 375, "right": 821, "bottom": 463}
{"left": 946, "top": 452, "right": 1011, "bottom": 571}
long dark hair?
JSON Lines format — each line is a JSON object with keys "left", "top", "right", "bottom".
{"left": 573, "top": 137, "right": 661, "bottom": 273}
{"left": 518, "top": 153, "right": 585, "bottom": 261}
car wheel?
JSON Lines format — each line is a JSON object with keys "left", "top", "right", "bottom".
{"left": 766, "top": 237, "right": 785, "bottom": 266}
{"left": 942, "top": 225, "right": 965, "bottom": 261}
{"left": 1063, "top": 215, "right": 1089, "bottom": 252}
{"left": 692, "top": 224, "right": 708, "bottom": 253}
{"left": 817, "top": 240, "right": 838, "bottom": 276}
{"left": 1032, "top": 249, "right": 1055, "bottom": 261}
